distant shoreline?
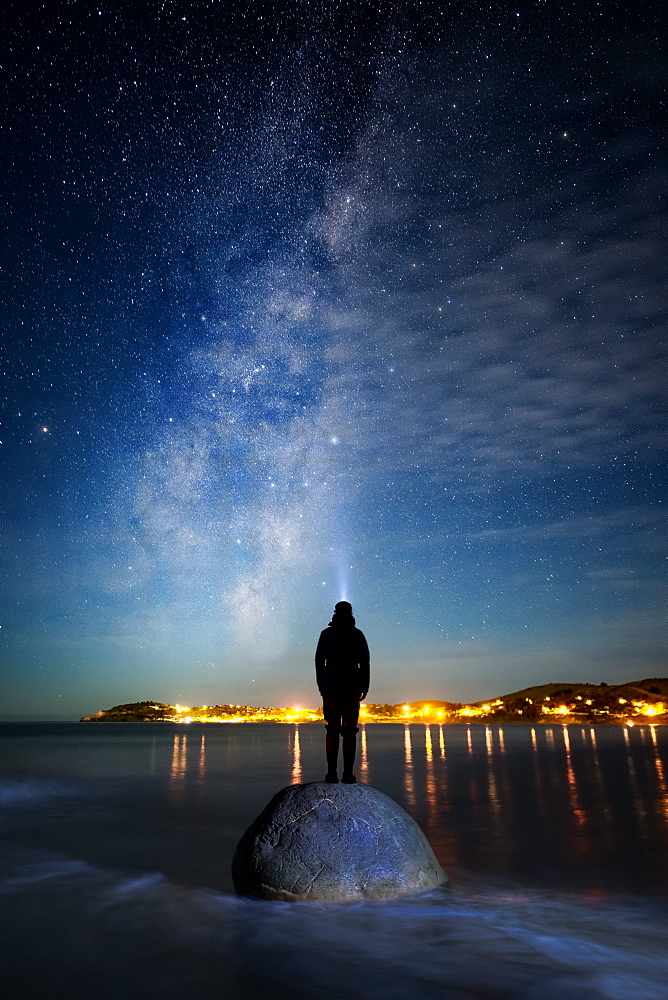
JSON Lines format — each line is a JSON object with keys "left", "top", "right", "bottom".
{"left": 74, "top": 717, "right": 665, "bottom": 726}
{"left": 77, "top": 680, "right": 668, "bottom": 726}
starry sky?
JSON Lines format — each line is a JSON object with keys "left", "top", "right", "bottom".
{"left": 1, "top": 1, "right": 665, "bottom": 720}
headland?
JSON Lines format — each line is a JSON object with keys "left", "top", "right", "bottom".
{"left": 81, "top": 677, "right": 667, "bottom": 724}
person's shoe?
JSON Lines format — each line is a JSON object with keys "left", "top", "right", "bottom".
{"left": 341, "top": 772, "right": 356, "bottom": 784}
{"left": 324, "top": 772, "right": 339, "bottom": 783}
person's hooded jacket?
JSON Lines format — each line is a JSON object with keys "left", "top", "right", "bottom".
{"left": 315, "top": 606, "right": 370, "bottom": 699}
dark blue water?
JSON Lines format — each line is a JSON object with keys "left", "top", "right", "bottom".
{"left": 1, "top": 722, "right": 667, "bottom": 999}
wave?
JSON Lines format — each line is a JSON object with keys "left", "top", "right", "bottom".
{"left": 0, "top": 845, "right": 666, "bottom": 1000}
{"left": 0, "top": 778, "right": 81, "bottom": 806}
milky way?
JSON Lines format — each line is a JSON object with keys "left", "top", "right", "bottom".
{"left": 1, "top": 2, "right": 665, "bottom": 717}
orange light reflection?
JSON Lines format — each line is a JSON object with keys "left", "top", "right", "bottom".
{"left": 170, "top": 733, "right": 187, "bottom": 797}
{"left": 291, "top": 724, "right": 302, "bottom": 784}
{"left": 359, "top": 724, "right": 369, "bottom": 783}
{"left": 404, "top": 724, "right": 415, "bottom": 808}
{"left": 650, "top": 726, "right": 668, "bottom": 824}
{"left": 198, "top": 732, "right": 206, "bottom": 784}
{"left": 563, "top": 727, "right": 587, "bottom": 833}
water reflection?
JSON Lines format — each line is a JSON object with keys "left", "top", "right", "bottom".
{"left": 530, "top": 727, "right": 549, "bottom": 822}
{"left": 170, "top": 733, "right": 187, "bottom": 797}
{"left": 291, "top": 725, "right": 302, "bottom": 784}
{"left": 588, "top": 727, "right": 607, "bottom": 818}
{"left": 622, "top": 726, "right": 640, "bottom": 802}
{"left": 403, "top": 725, "right": 415, "bottom": 808}
{"left": 562, "top": 726, "right": 587, "bottom": 836}
{"left": 424, "top": 726, "right": 438, "bottom": 827}
{"left": 623, "top": 725, "right": 647, "bottom": 832}
{"left": 484, "top": 726, "right": 493, "bottom": 756}
{"left": 198, "top": 733, "right": 206, "bottom": 784}
{"left": 495, "top": 728, "right": 513, "bottom": 809}
{"left": 438, "top": 724, "right": 446, "bottom": 760}
{"left": 485, "top": 726, "right": 501, "bottom": 829}
{"left": 650, "top": 726, "right": 668, "bottom": 824}
{"left": 359, "top": 725, "right": 369, "bottom": 783}
{"left": 425, "top": 725, "right": 433, "bottom": 763}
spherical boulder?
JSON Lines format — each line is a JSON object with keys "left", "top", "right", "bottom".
{"left": 232, "top": 781, "right": 446, "bottom": 902}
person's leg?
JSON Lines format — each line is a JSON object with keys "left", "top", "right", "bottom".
{"left": 322, "top": 698, "right": 341, "bottom": 781}
{"left": 341, "top": 730, "right": 356, "bottom": 781}
{"left": 340, "top": 699, "right": 360, "bottom": 783}
{"left": 325, "top": 731, "right": 339, "bottom": 781}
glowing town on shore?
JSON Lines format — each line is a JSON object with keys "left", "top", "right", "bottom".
{"left": 81, "top": 679, "right": 667, "bottom": 725}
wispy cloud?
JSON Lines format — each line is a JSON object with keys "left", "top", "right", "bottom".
{"left": 312, "top": 77, "right": 667, "bottom": 483}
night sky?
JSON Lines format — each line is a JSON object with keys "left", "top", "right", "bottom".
{"left": 1, "top": 1, "right": 665, "bottom": 720}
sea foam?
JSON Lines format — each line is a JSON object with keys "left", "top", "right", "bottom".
{"left": 1, "top": 843, "right": 666, "bottom": 1000}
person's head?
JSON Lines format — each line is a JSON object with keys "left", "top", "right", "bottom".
{"left": 330, "top": 600, "right": 355, "bottom": 627}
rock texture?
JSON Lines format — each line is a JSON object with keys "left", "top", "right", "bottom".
{"left": 232, "top": 782, "right": 446, "bottom": 902}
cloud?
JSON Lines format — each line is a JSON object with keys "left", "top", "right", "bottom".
{"left": 309, "top": 69, "right": 667, "bottom": 484}
{"left": 465, "top": 507, "right": 664, "bottom": 545}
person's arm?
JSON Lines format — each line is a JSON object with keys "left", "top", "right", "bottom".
{"left": 315, "top": 631, "right": 327, "bottom": 695}
{"left": 358, "top": 631, "right": 370, "bottom": 700}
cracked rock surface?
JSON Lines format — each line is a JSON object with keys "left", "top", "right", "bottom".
{"left": 232, "top": 782, "right": 446, "bottom": 902}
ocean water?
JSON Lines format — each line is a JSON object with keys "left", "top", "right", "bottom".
{"left": 1, "top": 721, "right": 667, "bottom": 999}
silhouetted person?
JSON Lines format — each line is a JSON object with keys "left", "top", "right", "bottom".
{"left": 315, "top": 601, "right": 370, "bottom": 783}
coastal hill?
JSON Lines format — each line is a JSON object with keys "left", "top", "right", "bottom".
{"left": 80, "top": 678, "right": 667, "bottom": 724}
